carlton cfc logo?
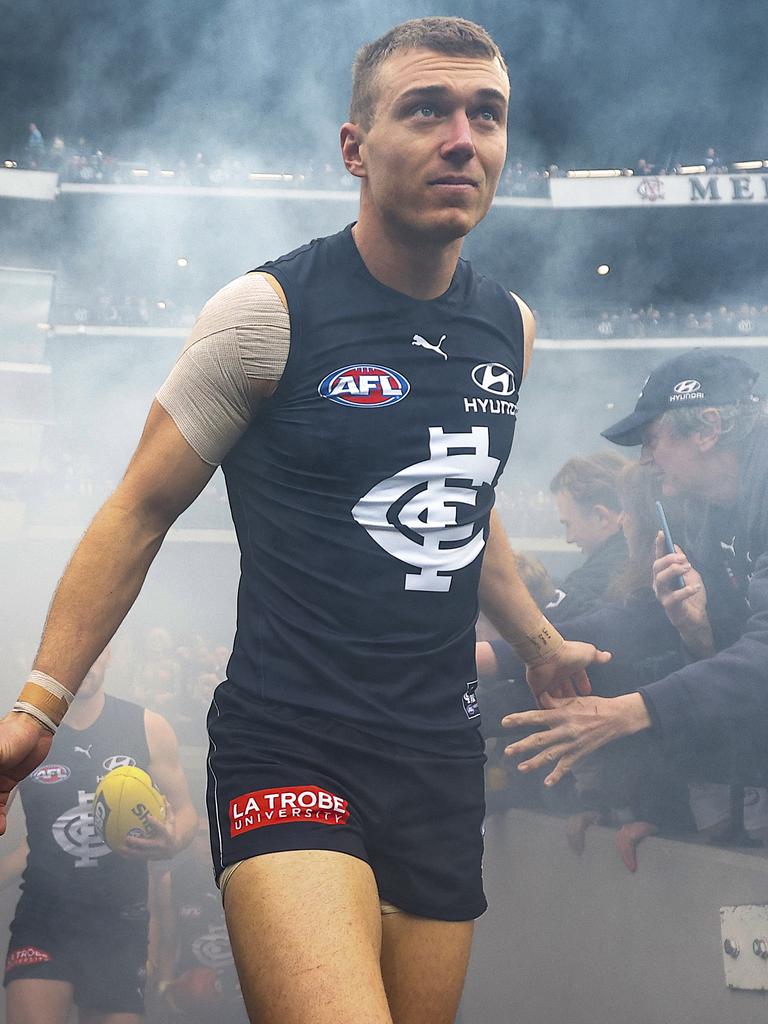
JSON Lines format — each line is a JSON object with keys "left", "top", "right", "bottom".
{"left": 318, "top": 365, "right": 410, "bottom": 408}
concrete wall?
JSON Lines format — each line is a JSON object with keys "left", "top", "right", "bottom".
{"left": 462, "top": 809, "right": 768, "bottom": 1024}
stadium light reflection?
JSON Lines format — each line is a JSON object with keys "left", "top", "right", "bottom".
{"left": 248, "top": 172, "right": 294, "bottom": 182}
{"left": 566, "top": 169, "right": 625, "bottom": 178}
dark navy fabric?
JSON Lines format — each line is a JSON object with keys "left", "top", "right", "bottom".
{"left": 220, "top": 224, "right": 524, "bottom": 752}
{"left": 18, "top": 695, "right": 150, "bottom": 909}
{"left": 641, "top": 420, "right": 768, "bottom": 784}
{"left": 206, "top": 695, "right": 487, "bottom": 920}
{"left": 4, "top": 895, "right": 148, "bottom": 1013}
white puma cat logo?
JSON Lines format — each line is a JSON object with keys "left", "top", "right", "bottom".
{"left": 74, "top": 744, "right": 93, "bottom": 759}
{"left": 720, "top": 537, "right": 736, "bottom": 558}
{"left": 412, "top": 334, "right": 448, "bottom": 360}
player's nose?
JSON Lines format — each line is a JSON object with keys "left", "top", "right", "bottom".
{"left": 440, "top": 112, "right": 476, "bottom": 161}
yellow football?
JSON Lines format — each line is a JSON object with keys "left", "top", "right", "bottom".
{"left": 93, "top": 765, "right": 166, "bottom": 852}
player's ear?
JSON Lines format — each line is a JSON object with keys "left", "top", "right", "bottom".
{"left": 341, "top": 123, "right": 367, "bottom": 179}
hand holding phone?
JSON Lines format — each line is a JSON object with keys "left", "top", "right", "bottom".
{"left": 655, "top": 501, "right": 686, "bottom": 590}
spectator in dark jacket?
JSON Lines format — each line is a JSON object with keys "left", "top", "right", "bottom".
{"left": 547, "top": 452, "right": 631, "bottom": 620}
{"left": 478, "top": 463, "right": 694, "bottom": 860}
{"left": 503, "top": 349, "right": 768, "bottom": 789}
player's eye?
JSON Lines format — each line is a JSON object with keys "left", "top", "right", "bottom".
{"left": 476, "top": 107, "right": 500, "bottom": 122}
{"left": 415, "top": 104, "right": 438, "bottom": 118}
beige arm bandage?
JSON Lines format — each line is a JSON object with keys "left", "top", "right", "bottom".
{"left": 13, "top": 670, "right": 75, "bottom": 733}
{"left": 156, "top": 273, "right": 291, "bottom": 466}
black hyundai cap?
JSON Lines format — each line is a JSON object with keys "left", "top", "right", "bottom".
{"left": 602, "top": 348, "right": 760, "bottom": 446}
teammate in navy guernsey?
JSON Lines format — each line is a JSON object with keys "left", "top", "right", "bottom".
{"left": 0, "top": 650, "right": 197, "bottom": 1023}
{"left": 0, "top": 18, "right": 609, "bottom": 1024}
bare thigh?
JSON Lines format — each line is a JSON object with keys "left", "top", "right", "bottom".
{"left": 6, "top": 979, "right": 73, "bottom": 1024}
{"left": 380, "top": 911, "right": 474, "bottom": 1024}
{"left": 224, "top": 849, "right": 393, "bottom": 1024}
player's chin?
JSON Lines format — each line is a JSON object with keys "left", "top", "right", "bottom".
{"left": 420, "top": 206, "right": 481, "bottom": 242}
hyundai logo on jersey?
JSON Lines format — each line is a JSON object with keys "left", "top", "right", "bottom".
{"left": 471, "top": 363, "right": 517, "bottom": 396}
{"left": 318, "top": 365, "right": 410, "bottom": 408}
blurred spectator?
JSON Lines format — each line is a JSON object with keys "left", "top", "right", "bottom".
{"left": 703, "top": 146, "right": 722, "bottom": 173}
{"left": 25, "top": 123, "right": 45, "bottom": 168}
{"left": 548, "top": 452, "right": 630, "bottom": 619}
{"left": 596, "top": 311, "right": 615, "bottom": 337}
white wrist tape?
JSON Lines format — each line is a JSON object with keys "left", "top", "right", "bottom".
{"left": 12, "top": 671, "right": 75, "bottom": 734}
{"left": 12, "top": 703, "right": 59, "bottom": 734}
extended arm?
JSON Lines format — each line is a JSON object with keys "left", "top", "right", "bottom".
{"left": 0, "top": 405, "right": 215, "bottom": 832}
{"left": 0, "top": 272, "right": 290, "bottom": 834}
{"left": 479, "top": 510, "right": 611, "bottom": 701}
{"left": 35, "top": 403, "right": 215, "bottom": 692}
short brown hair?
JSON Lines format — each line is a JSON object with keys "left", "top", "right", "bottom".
{"left": 350, "top": 17, "right": 507, "bottom": 129}
{"left": 549, "top": 452, "right": 630, "bottom": 512}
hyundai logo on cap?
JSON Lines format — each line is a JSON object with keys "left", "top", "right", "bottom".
{"left": 672, "top": 379, "right": 702, "bottom": 394}
{"left": 601, "top": 348, "right": 760, "bottom": 447}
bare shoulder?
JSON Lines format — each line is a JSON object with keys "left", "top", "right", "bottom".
{"left": 509, "top": 292, "right": 536, "bottom": 379}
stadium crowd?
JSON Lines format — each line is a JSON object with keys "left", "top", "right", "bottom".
{"left": 52, "top": 291, "right": 768, "bottom": 340}
{"left": 13, "top": 124, "right": 763, "bottom": 196}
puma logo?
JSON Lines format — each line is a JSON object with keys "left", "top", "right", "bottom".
{"left": 74, "top": 745, "right": 93, "bottom": 759}
{"left": 412, "top": 334, "right": 448, "bottom": 360}
{"left": 720, "top": 537, "right": 736, "bottom": 558}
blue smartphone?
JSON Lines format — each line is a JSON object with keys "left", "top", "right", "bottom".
{"left": 655, "top": 501, "right": 686, "bottom": 590}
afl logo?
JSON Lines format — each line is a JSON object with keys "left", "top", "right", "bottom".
{"left": 33, "top": 764, "right": 71, "bottom": 785}
{"left": 673, "top": 379, "right": 702, "bottom": 394}
{"left": 472, "top": 363, "right": 517, "bottom": 397}
{"left": 318, "top": 365, "right": 410, "bottom": 408}
{"left": 103, "top": 755, "right": 137, "bottom": 772}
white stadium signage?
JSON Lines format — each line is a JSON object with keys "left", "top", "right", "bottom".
{"left": 549, "top": 172, "right": 768, "bottom": 208}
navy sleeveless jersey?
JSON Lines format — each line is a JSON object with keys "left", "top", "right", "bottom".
{"left": 221, "top": 224, "right": 524, "bottom": 751}
{"left": 18, "top": 695, "right": 150, "bottom": 909}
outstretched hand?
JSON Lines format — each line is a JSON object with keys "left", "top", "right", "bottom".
{"left": 501, "top": 692, "right": 652, "bottom": 786}
{"left": 526, "top": 639, "right": 612, "bottom": 702}
{"left": 0, "top": 713, "right": 53, "bottom": 835}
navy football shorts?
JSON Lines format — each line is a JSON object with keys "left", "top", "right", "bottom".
{"left": 206, "top": 688, "right": 487, "bottom": 921}
{"left": 4, "top": 893, "right": 148, "bottom": 1013}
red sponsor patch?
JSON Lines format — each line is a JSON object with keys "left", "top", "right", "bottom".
{"left": 6, "top": 946, "right": 52, "bottom": 971}
{"left": 229, "top": 785, "right": 350, "bottom": 838}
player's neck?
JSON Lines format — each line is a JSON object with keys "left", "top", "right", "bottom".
{"left": 67, "top": 688, "right": 106, "bottom": 730}
{"left": 352, "top": 216, "right": 463, "bottom": 300}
